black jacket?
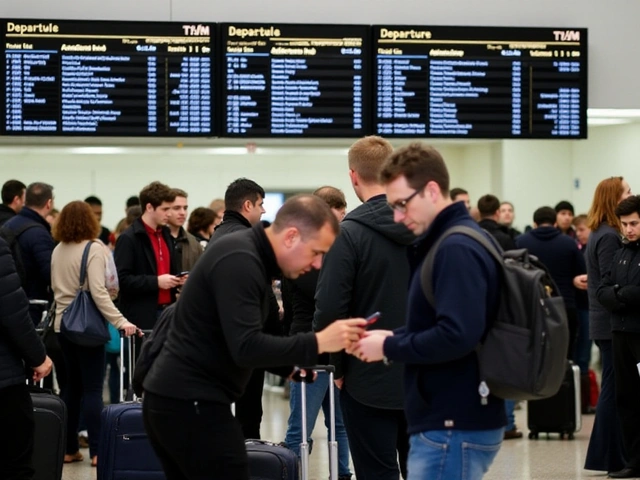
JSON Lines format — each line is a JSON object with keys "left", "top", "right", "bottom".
{"left": 114, "top": 218, "right": 177, "bottom": 330}
{"left": 0, "top": 204, "right": 16, "bottom": 227}
{"left": 0, "top": 236, "right": 47, "bottom": 390}
{"left": 143, "top": 225, "right": 318, "bottom": 403}
{"left": 516, "top": 226, "right": 585, "bottom": 309}
{"left": 477, "top": 219, "right": 516, "bottom": 251}
{"left": 314, "top": 194, "right": 415, "bottom": 409}
{"left": 211, "top": 210, "right": 252, "bottom": 241}
{"left": 3, "top": 207, "right": 54, "bottom": 312}
{"left": 597, "top": 240, "right": 640, "bottom": 333}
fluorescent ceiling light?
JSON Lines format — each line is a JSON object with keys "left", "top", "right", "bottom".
{"left": 204, "top": 147, "right": 249, "bottom": 155}
{"left": 588, "top": 109, "right": 640, "bottom": 119}
{"left": 69, "top": 147, "right": 127, "bottom": 154}
{"left": 587, "top": 118, "right": 632, "bottom": 126}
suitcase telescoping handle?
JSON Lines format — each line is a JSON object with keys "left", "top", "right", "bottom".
{"left": 119, "top": 330, "right": 136, "bottom": 402}
{"left": 298, "top": 365, "right": 337, "bottom": 480}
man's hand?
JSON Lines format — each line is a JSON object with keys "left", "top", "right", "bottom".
{"left": 158, "top": 274, "right": 181, "bottom": 290}
{"left": 315, "top": 318, "right": 366, "bottom": 353}
{"left": 573, "top": 274, "right": 588, "bottom": 290}
{"left": 32, "top": 356, "right": 53, "bottom": 383}
{"left": 334, "top": 378, "right": 344, "bottom": 390}
{"left": 351, "top": 333, "right": 389, "bottom": 363}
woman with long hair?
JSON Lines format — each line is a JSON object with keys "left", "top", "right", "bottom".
{"left": 584, "top": 177, "right": 632, "bottom": 474}
{"left": 51, "top": 201, "right": 138, "bottom": 467}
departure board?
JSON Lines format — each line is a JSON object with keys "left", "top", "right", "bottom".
{"left": 374, "top": 26, "right": 587, "bottom": 138}
{"left": 1, "top": 19, "right": 214, "bottom": 136}
{"left": 221, "top": 23, "right": 370, "bottom": 137}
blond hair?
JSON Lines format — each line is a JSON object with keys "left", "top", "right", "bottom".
{"left": 348, "top": 136, "right": 393, "bottom": 184}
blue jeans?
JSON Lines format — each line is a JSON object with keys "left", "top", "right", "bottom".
{"left": 504, "top": 400, "right": 516, "bottom": 431}
{"left": 284, "top": 372, "right": 351, "bottom": 477}
{"left": 408, "top": 428, "right": 504, "bottom": 480}
{"left": 573, "top": 309, "right": 592, "bottom": 374}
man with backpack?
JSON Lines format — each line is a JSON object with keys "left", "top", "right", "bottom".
{"left": 353, "top": 143, "right": 506, "bottom": 479}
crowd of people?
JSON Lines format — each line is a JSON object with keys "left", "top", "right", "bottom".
{"left": 0, "top": 137, "right": 638, "bottom": 480}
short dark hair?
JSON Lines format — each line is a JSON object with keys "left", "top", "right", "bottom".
{"left": 313, "top": 186, "right": 347, "bottom": 210}
{"left": 534, "top": 206, "right": 557, "bottom": 226}
{"left": 52, "top": 200, "right": 100, "bottom": 243}
{"left": 25, "top": 182, "right": 54, "bottom": 209}
{"left": 187, "top": 207, "right": 216, "bottom": 235}
{"left": 139, "top": 181, "right": 175, "bottom": 210}
{"left": 555, "top": 200, "right": 575, "bottom": 215}
{"left": 126, "top": 195, "right": 140, "bottom": 208}
{"left": 84, "top": 195, "right": 102, "bottom": 206}
{"left": 380, "top": 142, "right": 450, "bottom": 196}
{"left": 477, "top": 194, "right": 500, "bottom": 218}
{"left": 2, "top": 180, "right": 26, "bottom": 205}
{"left": 615, "top": 195, "right": 640, "bottom": 218}
{"left": 224, "top": 178, "right": 265, "bottom": 212}
{"left": 272, "top": 194, "right": 339, "bottom": 240}
{"left": 450, "top": 188, "right": 468, "bottom": 201}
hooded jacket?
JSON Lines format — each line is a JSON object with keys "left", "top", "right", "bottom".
{"left": 596, "top": 239, "right": 640, "bottom": 333}
{"left": 314, "top": 194, "right": 415, "bottom": 410}
{"left": 516, "top": 226, "right": 585, "bottom": 309}
{"left": 477, "top": 218, "right": 516, "bottom": 251}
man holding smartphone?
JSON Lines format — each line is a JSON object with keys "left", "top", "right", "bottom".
{"left": 314, "top": 136, "right": 415, "bottom": 480}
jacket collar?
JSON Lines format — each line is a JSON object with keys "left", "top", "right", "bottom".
{"left": 18, "top": 206, "right": 51, "bottom": 232}
{"left": 217, "top": 210, "right": 252, "bottom": 230}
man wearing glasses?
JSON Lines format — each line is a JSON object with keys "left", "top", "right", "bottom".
{"left": 314, "top": 135, "right": 415, "bottom": 480}
{"left": 353, "top": 142, "right": 506, "bottom": 480}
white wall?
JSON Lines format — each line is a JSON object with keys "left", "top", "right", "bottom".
{"left": 5, "top": 0, "right": 640, "bottom": 108}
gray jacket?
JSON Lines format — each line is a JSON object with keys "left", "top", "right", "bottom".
{"left": 586, "top": 223, "right": 622, "bottom": 340}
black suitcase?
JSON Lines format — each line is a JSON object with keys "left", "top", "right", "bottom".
{"left": 527, "top": 362, "right": 582, "bottom": 440}
{"left": 30, "top": 387, "right": 67, "bottom": 480}
{"left": 246, "top": 365, "right": 338, "bottom": 480}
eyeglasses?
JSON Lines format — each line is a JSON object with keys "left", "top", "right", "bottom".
{"left": 388, "top": 184, "right": 427, "bottom": 213}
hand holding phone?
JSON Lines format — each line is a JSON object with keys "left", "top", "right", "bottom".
{"left": 365, "top": 311, "right": 381, "bottom": 326}
{"left": 175, "top": 271, "right": 189, "bottom": 278}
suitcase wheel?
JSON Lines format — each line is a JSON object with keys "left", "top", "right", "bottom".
{"left": 528, "top": 432, "right": 538, "bottom": 440}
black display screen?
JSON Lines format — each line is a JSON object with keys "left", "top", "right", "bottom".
{"left": 221, "top": 23, "right": 370, "bottom": 137}
{"left": 373, "top": 26, "right": 587, "bottom": 138}
{"left": 2, "top": 19, "right": 214, "bottom": 136}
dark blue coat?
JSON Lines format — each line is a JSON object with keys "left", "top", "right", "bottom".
{"left": 516, "top": 226, "right": 585, "bottom": 309}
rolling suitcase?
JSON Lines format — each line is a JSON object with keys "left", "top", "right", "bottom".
{"left": 97, "top": 332, "right": 165, "bottom": 480}
{"left": 30, "top": 386, "right": 67, "bottom": 480}
{"left": 527, "top": 362, "right": 582, "bottom": 440}
{"left": 246, "top": 365, "right": 338, "bottom": 480}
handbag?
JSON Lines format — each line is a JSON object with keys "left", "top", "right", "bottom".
{"left": 60, "top": 241, "right": 110, "bottom": 347}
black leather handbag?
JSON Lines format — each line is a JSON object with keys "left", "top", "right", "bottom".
{"left": 60, "top": 241, "right": 110, "bottom": 347}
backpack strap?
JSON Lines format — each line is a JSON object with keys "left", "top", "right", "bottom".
{"left": 420, "top": 226, "right": 504, "bottom": 307}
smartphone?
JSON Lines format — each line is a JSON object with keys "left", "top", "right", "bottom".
{"left": 365, "top": 311, "right": 381, "bottom": 326}
{"left": 175, "top": 271, "right": 189, "bottom": 278}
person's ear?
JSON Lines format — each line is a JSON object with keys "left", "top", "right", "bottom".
{"left": 283, "top": 227, "right": 299, "bottom": 248}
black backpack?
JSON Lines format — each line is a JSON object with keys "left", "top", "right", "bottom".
{"left": 0, "top": 221, "right": 43, "bottom": 288}
{"left": 421, "top": 225, "right": 569, "bottom": 401}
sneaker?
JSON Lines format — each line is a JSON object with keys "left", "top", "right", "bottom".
{"left": 504, "top": 428, "right": 523, "bottom": 440}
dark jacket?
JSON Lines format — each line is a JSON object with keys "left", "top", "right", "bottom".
{"left": 3, "top": 207, "right": 54, "bottom": 306}
{"left": 0, "top": 204, "right": 16, "bottom": 226}
{"left": 596, "top": 240, "right": 640, "bottom": 333}
{"left": 211, "top": 210, "right": 283, "bottom": 338}
{"left": 586, "top": 223, "right": 622, "bottom": 340}
{"left": 143, "top": 225, "right": 318, "bottom": 403}
{"left": 211, "top": 210, "right": 252, "bottom": 241}
{"left": 314, "top": 194, "right": 415, "bottom": 410}
{"left": 383, "top": 202, "right": 505, "bottom": 434}
{"left": 0, "top": 236, "right": 47, "bottom": 390}
{"left": 478, "top": 218, "right": 516, "bottom": 251}
{"left": 114, "top": 218, "right": 177, "bottom": 330}
{"left": 505, "top": 226, "right": 521, "bottom": 242}
{"left": 576, "top": 244, "right": 589, "bottom": 311}
{"left": 516, "top": 226, "right": 586, "bottom": 309}
{"left": 171, "top": 227, "right": 203, "bottom": 272}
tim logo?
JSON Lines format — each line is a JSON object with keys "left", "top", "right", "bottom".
{"left": 182, "top": 24, "right": 210, "bottom": 36}
{"left": 553, "top": 30, "right": 580, "bottom": 42}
